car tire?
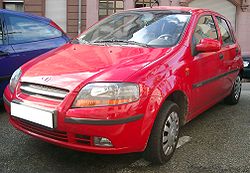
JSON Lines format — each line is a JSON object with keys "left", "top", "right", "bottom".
{"left": 144, "top": 101, "right": 180, "bottom": 164}
{"left": 224, "top": 74, "right": 242, "bottom": 105}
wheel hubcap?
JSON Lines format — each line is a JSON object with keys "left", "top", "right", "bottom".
{"left": 162, "top": 111, "right": 179, "bottom": 156}
{"left": 234, "top": 76, "right": 241, "bottom": 100}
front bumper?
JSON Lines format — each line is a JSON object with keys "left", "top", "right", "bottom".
{"left": 3, "top": 86, "right": 147, "bottom": 154}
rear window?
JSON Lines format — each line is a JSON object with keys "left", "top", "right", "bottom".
{"left": 5, "top": 14, "right": 62, "bottom": 44}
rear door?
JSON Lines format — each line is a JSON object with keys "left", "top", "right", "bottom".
{"left": 189, "top": 14, "right": 224, "bottom": 114}
{"left": 214, "top": 16, "right": 239, "bottom": 93}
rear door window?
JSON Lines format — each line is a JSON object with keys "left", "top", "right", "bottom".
{"left": 216, "top": 17, "right": 235, "bottom": 45}
{"left": 5, "top": 14, "right": 62, "bottom": 44}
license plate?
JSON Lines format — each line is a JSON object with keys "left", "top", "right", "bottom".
{"left": 11, "top": 102, "right": 55, "bottom": 128}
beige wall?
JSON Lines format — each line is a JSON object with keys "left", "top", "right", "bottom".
{"left": 24, "top": 0, "right": 87, "bottom": 38}
{"left": 2, "top": 0, "right": 250, "bottom": 54}
{"left": 237, "top": 9, "right": 250, "bottom": 55}
{"left": 86, "top": 0, "right": 98, "bottom": 28}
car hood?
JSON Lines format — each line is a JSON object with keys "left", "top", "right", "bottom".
{"left": 21, "top": 44, "right": 171, "bottom": 91}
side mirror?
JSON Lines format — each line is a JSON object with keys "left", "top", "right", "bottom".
{"left": 196, "top": 38, "right": 221, "bottom": 53}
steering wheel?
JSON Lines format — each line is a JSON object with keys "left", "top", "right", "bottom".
{"left": 157, "top": 34, "right": 173, "bottom": 41}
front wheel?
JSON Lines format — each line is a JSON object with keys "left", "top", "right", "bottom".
{"left": 224, "top": 74, "right": 242, "bottom": 105}
{"left": 144, "top": 101, "right": 180, "bottom": 164}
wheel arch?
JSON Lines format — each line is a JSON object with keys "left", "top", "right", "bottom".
{"left": 239, "top": 68, "right": 244, "bottom": 79}
{"left": 163, "top": 90, "right": 189, "bottom": 126}
{"left": 140, "top": 86, "right": 190, "bottom": 151}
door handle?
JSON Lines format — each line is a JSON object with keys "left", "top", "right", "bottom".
{"left": 219, "top": 53, "right": 224, "bottom": 60}
{"left": 0, "top": 51, "right": 9, "bottom": 57}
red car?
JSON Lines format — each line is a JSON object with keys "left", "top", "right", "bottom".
{"left": 3, "top": 6, "right": 243, "bottom": 164}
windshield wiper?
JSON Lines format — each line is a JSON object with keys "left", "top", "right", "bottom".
{"left": 71, "top": 38, "right": 91, "bottom": 45}
{"left": 70, "top": 38, "right": 80, "bottom": 44}
{"left": 93, "top": 40, "right": 149, "bottom": 47}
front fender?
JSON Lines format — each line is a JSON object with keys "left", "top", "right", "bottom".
{"left": 138, "top": 74, "right": 191, "bottom": 151}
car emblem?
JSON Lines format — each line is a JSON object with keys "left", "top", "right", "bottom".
{"left": 42, "top": 76, "right": 51, "bottom": 82}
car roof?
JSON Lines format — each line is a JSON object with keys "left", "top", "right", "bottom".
{"left": 0, "top": 9, "right": 51, "bottom": 24}
{"left": 127, "top": 6, "right": 225, "bottom": 18}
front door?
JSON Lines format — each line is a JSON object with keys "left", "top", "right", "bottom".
{"left": 188, "top": 15, "right": 224, "bottom": 117}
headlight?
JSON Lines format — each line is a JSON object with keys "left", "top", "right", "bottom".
{"left": 9, "top": 68, "right": 22, "bottom": 93}
{"left": 72, "top": 83, "right": 139, "bottom": 107}
{"left": 243, "top": 60, "right": 249, "bottom": 68}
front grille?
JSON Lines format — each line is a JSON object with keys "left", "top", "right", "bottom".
{"left": 20, "top": 82, "right": 69, "bottom": 100}
{"left": 14, "top": 118, "right": 68, "bottom": 142}
{"left": 13, "top": 118, "right": 92, "bottom": 146}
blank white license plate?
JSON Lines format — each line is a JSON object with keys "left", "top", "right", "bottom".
{"left": 11, "top": 102, "right": 55, "bottom": 128}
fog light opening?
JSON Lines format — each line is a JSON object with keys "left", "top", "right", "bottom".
{"left": 94, "top": 137, "right": 113, "bottom": 147}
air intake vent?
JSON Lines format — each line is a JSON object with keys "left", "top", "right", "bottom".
{"left": 20, "top": 82, "right": 69, "bottom": 100}
{"left": 14, "top": 118, "right": 68, "bottom": 142}
{"left": 75, "top": 134, "right": 91, "bottom": 146}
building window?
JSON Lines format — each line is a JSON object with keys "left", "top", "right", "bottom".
{"left": 99, "top": 0, "right": 124, "bottom": 20}
{"left": 135, "top": 0, "right": 154, "bottom": 8}
{"left": 3, "top": 0, "right": 24, "bottom": 12}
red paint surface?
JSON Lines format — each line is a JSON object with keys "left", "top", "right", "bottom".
{"left": 4, "top": 7, "right": 243, "bottom": 154}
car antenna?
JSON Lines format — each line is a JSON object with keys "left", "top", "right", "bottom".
{"left": 151, "top": 0, "right": 159, "bottom": 8}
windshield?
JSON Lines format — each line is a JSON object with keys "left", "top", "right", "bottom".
{"left": 77, "top": 10, "right": 191, "bottom": 47}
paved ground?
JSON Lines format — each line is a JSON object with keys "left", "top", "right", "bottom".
{"left": 0, "top": 83, "right": 250, "bottom": 173}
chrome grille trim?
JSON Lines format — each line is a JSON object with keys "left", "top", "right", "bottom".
{"left": 20, "top": 82, "right": 69, "bottom": 100}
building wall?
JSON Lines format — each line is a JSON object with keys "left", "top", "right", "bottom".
{"left": 23, "top": 0, "right": 87, "bottom": 38}
{"left": 24, "top": 0, "right": 45, "bottom": 16}
{"left": 237, "top": 8, "right": 250, "bottom": 55}
{"left": 45, "top": 0, "right": 67, "bottom": 32}
{"left": 0, "top": 0, "right": 249, "bottom": 54}
{"left": 67, "top": 0, "right": 87, "bottom": 38}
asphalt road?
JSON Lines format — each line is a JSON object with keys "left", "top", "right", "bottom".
{"left": 0, "top": 83, "right": 250, "bottom": 173}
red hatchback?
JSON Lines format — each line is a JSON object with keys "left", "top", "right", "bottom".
{"left": 3, "top": 7, "right": 243, "bottom": 164}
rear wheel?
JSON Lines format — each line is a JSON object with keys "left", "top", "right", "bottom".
{"left": 144, "top": 101, "right": 180, "bottom": 164}
{"left": 224, "top": 74, "right": 241, "bottom": 105}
